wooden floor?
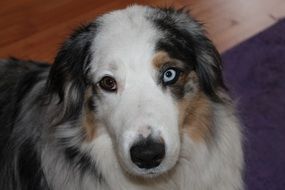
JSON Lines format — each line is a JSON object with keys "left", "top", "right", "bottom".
{"left": 0, "top": 0, "right": 284, "bottom": 63}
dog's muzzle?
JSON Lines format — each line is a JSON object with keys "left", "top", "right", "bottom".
{"left": 130, "top": 137, "right": 165, "bottom": 169}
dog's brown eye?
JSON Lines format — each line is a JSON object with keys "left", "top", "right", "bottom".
{"left": 99, "top": 76, "right": 117, "bottom": 92}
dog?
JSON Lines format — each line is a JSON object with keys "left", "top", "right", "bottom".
{"left": 0, "top": 5, "right": 244, "bottom": 190}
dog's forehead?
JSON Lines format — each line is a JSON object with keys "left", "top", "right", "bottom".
{"left": 91, "top": 5, "right": 161, "bottom": 72}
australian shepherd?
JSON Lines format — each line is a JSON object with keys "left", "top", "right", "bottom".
{"left": 0, "top": 5, "right": 244, "bottom": 190}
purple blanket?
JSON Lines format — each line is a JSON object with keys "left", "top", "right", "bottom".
{"left": 222, "top": 19, "right": 285, "bottom": 190}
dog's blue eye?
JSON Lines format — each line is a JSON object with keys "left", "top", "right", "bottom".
{"left": 162, "top": 68, "right": 180, "bottom": 85}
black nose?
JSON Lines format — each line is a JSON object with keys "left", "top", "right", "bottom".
{"left": 130, "top": 138, "right": 165, "bottom": 169}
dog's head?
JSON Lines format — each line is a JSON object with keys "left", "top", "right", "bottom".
{"left": 47, "top": 5, "right": 225, "bottom": 177}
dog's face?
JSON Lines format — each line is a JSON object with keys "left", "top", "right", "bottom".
{"left": 47, "top": 6, "right": 225, "bottom": 178}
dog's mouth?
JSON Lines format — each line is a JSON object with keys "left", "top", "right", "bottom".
{"left": 122, "top": 160, "right": 169, "bottom": 178}
{"left": 133, "top": 168, "right": 165, "bottom": 178}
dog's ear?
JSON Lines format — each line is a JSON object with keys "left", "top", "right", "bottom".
{"left": 174, "top": 8, "right": 226, "bottom": 101}
{"left": 175, "top": 9, "right": 226, "bottom": 101}
{"left": 193, "top": 35, "right": 226, "bottom": 101}
{"left": 46, "top": 23, "right": 97, "bottom": 123}
{"left": 175, "top": 10, "right": 226, "bottom": 101}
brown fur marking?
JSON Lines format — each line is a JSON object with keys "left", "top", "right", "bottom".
{"left": 179, "top": 92, "right": 213, "bottom": 142}
{"left": 152, "top": 51, "right": 172, "bottom": 69}
{"left": 83, "top": 88, "right": 97, "bottom": 141}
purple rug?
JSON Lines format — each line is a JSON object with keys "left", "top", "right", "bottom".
{"left": 222, "top": 19, "right": 285, "bottom": 190}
